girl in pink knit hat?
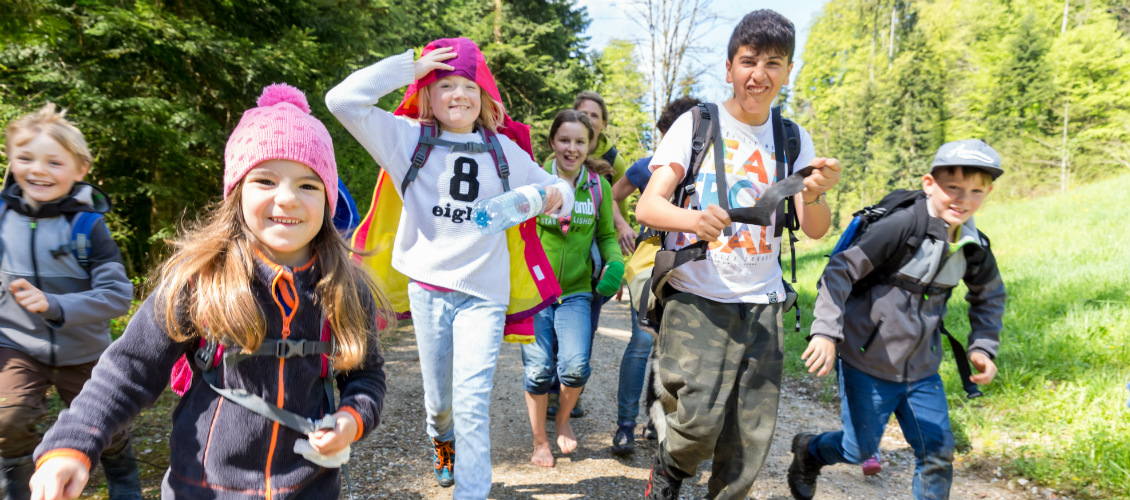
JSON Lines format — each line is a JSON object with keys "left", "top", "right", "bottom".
{"left": 30, "top": 84, "right": 393, "bottom": 500}
{"left": 327, "top": 38, "right": 574, "bottom": 500}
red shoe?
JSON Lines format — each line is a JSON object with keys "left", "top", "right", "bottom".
{"left": 861, "top": 455, "right": 882, "bottom": 476}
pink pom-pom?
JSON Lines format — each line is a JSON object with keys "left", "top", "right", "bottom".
{"left": 257, "top": 83, "right": 310, "bottom": 114}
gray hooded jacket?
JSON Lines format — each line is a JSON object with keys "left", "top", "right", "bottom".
{"left": 0, "top": 181, "right": 132, "bottom": 366}
{"left": 810, "top": 195, "right": 1006, "bottom": 383}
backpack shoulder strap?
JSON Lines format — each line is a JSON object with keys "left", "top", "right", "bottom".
{"left": 481, "top": 128, "right": 511, "bottom": 192}
{"left": 601, "top": 145, "right": 618, "bottom": 166}
{"left": 589, "top": 169, "right": 603, "bottom": 217}
{"left": 70, "top": 212, "right": 103, "bottom": 271}
{"left": 771, "top": 106, "right": 799, "bottom": 237}
{"left": 401, "top": 123, "right": 439, "bottom": 194}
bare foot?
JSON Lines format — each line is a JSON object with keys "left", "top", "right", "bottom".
{"left": 556, "top": 420, "right": 578, "bottom": 454}
{"left": 531, "top": 441, "right": 555, "bottom": 467}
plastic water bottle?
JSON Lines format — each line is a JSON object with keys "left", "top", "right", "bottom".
{"left": 473, "top": 185, "right": 546, "bottom": 235}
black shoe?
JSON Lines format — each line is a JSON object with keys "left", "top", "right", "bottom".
{"left": 569, "top": 395, "right": 585, "bottom": 418}
{"left": 643, "top": 458, "right": 682, "bottom": 500}
{"left": 611, "top": 423, "right": 635, "bottom": 455}
{"left": 787, "top": 433, "right": 824, "bottom": 500}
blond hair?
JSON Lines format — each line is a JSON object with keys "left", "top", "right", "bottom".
{"left": 151, "top": 188, "right": 395, "bottom": 372}
{"left": 415, "top": 85, "right": 504, "bottom": 133}
{"left": 5, "top": 103, "right": 92, "bottom": 168}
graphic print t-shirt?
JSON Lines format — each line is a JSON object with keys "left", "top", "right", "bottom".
{"left": 649, "top": 105, "right": 815, "bottom": 303}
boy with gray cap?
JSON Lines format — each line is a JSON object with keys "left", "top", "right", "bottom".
{"left": 787, "top": 139, "right": 1007, "bottom": 500}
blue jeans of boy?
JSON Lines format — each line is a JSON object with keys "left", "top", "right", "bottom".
{"left": 616, "top": 306, "right": 654, "bottom": 425}
{"left": 522, "top": 293, "right": 593, "bottom": 393}
{"left": 407, "top": 282, "right": 506, "bottom": 500}
{"left": 809, "top": 361, "right": 955, "bottom": 500}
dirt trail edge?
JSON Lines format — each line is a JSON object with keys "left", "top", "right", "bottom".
{"left": 348, "top": 299, "right": 1033, "bottom": 500}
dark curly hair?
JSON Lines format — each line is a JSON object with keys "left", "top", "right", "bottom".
{"left": 655, "top": 96, "right": 703, "bottom": 135}
{"left": 728, "top": 9, "right": 795, "bottom": 63}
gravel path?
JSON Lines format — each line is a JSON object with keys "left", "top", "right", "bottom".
{"left": 346, "top": 299, "right": 1038, "bottom": 500}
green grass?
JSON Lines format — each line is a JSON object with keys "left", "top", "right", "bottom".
{"left": 784, "top": 176, "right": 1130, "bottom": 499}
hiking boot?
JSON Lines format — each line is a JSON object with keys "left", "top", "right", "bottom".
{"left": 431, "top": 438, "right": 454, "bottom": 488}
{"left": 787, "top": 433, "right": 824, "bottom": 500}
{"left": 643, "top": 457, "right": 682, "bottom": 500}
{"left": 1, "top": 455, "right": 34, "bottom": 500}
{"left": 861, "top": 454, "right": 882, "bottom": 476}
{"left": 101, "top": 440, "right": 143, "bottom": 500}
{"left": 611, "top": 423, "right": 635, "bottom": 455}
{"left": 546, "top": 393, "right": 559, "bottom": 418}
{"left": 569, "top": 394, "right": 585, "bottom": 418}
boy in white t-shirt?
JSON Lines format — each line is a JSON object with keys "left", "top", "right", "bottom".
{"left": 636, "top": 9, "right": 843, "bottom": 500}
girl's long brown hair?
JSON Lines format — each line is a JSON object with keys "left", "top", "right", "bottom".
{"left": 152, "top": 187, "right": 395, "bottom": 371}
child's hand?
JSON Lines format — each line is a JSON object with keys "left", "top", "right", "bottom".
{"left": 414, "top": 46, "right": 457, "bottom": 80}
{"left": 30, "top": 456, "right": 89, "bottom": 500}
{"left": 308, "top": 411, "right": 359, "bottom": 456}
{"left": 541, "top": 186, "right": 564, "bottom": 216}
{"left": 801, "top": 157, "right": 843, "bottom": 202}
{"left": 9, "top": 279, "right": 49, "bottom": 314}
{"left": 694, "top": 204, "right": 731, "bottom": 241}
{"left": 969, "top": 352, "right": 997, "bottom": 385}
{"left": 801, "top": 336, "right": 837, "bottom": 377}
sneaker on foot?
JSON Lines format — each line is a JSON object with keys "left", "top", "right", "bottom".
{"left": 546, "top": 393, "right": 559, "bottom": 418}
{"left": 643, "top": 421, "right": 658, "bottom": 440}
{"left": 569, "top": 394, "right": 585, "bottom": 418}
{"left": 787, "top": 433, "right": 823, "bottom": 500}
{"left": 861, "top": 454, "right": 882, "bottom": 475}
{"left": 644, "top": 458, "right": 682, "bottom": 500}
{"left": 611, "top": 423, "right": 635, "bottom": 455}
{"left": 431, "top": 438, "right": 455, "bottom": 488}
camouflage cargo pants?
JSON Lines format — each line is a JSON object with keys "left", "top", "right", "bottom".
{"left": 656, "top": 293, "right": 783, "bottom": 500}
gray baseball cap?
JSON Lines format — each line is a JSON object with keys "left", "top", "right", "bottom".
{"left": 931, "top": 139, "right": 1003, "bottom": 180}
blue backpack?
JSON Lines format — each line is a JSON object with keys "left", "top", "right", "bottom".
{"left": 333, "top": 178, "right": 361, "bottom": 238}
{"left": 0, "top": 200, "right": 104, "bottom": 272}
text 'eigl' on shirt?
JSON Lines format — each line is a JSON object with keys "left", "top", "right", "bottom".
{"left": 649, "top": 104, "right": 816, "bottom": 304}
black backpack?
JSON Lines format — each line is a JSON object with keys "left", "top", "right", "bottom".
{"left": 827, "top": 189, "right": 985, "bottom": 399}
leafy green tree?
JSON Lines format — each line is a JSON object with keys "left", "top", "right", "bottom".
{"left": 594, "top": 39, "right": 652, "bottom": 164}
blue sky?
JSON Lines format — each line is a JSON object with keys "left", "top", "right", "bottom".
{"left": 576, "top": 0, "right": 830, "bottom": 102}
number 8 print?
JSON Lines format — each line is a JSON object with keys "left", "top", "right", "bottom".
{"left": 449, "top": 157, "right": 480, "bottom": 202}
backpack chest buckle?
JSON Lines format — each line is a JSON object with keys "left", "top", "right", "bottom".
{"left": 276, "top": 339, "right": 309, "bottom": 358}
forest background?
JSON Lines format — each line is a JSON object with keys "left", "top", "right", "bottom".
{"left": 1, "top": 0, "right": 1128, "bottom": 497}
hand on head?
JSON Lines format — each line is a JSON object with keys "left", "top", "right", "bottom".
{"left": 9, "top": 278, "right": 48, "bottom": 314}
{"left": 30, "top": 456, "right": 88, "bottom": 500}
{"left": 414, "top": 46, "right": 457, "bottom": 80}
{"left": 801, "top": 157, "right": 843, "bottom": 202}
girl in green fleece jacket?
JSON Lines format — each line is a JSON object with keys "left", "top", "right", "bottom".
{"left": 520, "top": 110, "right": 624, "bottom": 468}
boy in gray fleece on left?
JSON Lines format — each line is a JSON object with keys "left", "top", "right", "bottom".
{"left": 0, "top": 104, "right": 137, "bottom": 500}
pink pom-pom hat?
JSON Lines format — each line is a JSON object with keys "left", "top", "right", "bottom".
{"left": 223, "top": 83, "right": 339, "bottom": 215}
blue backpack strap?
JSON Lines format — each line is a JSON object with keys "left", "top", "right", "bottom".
{"left": 401, "top": 123, "right": 439, "bottom": 194}
{"left": 70, "top": 212, "right": 102, "bottom": 270}
{"left": 481, "top": 128, "right": 511, "bottom": 192}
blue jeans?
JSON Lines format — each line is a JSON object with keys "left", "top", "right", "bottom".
{"left": 522, "top": 293, "right": 593, "bottom": 393}
{"left": 407, "top": 282, "right": 506, "bottom": 500}
{"left": 615, "top": 305, "right": 654, "bottom": 425}
{"left": 809, "top": 362, "right": 955, "bottom": 500}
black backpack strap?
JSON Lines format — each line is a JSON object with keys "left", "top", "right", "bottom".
{"left": 481, "top": 128, "right": 511, "bottom": 192}
{"left": 402, "top": 123, "right": 439, "bottom": 194}
{"left": 704, "top": 103, "right": 731, "bottom": 237}
{"left": 939, "top": 324, "right": 984, "bottom": 399}
{"left": 601, "top": 145, "right": 618, "bottom": 166}
{"left": 771, "top": 106, "right": 800, "bottom": 238}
